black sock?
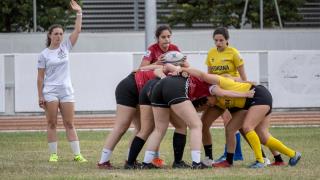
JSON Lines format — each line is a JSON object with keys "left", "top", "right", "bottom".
{"left": 173, "top": 132, "right": 186, "bottom": 163}
{"left": 274, "top": 154, "right": 284, "bottom": 162}
{"left": 261, "top": 148, "right": 266, "bottom": 158}
{"left": 203, "top": 144, "right": 213, "bottom": 160}
{"left": 226, "top": 153, "right": 234, "bottom": 165}
{"left": 127, "top": 136, "right": 145, "bottom": 164}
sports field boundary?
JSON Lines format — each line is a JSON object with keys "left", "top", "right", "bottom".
{"left": 0, "top": 111, "right": 319, "bottom": 132}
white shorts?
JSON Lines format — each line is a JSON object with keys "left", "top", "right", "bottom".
{"left": 43, "top": 85, "right": 75, "bottom": 103}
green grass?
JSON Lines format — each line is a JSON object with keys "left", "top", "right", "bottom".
{"left": 0, "top": 127, "right": 319, "bottom": 180}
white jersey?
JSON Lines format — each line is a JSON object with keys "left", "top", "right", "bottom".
{"left": 38, "top": 38, "right": 73, "bottom": 93}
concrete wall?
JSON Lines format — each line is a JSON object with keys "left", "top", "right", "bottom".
{"left": 0, "top": 29, "right": 320, "bottom": 54}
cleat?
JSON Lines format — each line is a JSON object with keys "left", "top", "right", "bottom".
{"left": 216, "top": 154, "right": 243, "bottom": 162}
{"left": 191, "top": 161, "right": 210, "bottom": 169}
{"left": 289, "top": 152, "right": 301, "bottom": 166}
{"left": 213, "top": 160, "right": 232, "bottom": 168}
{"left": 124, "top": 160, "right": 142, "bottom": 169}
{"left": 271, "top": 161, "right": 286, "bottom": 166}
{"left": 49, "top": 153, "right": 58, "bottom": 162}
{"left": 73, "top": 154, "right": 87, "bottom": 162}
{"left": 140, "top": 162, "right": 159, "bottom": 169}
{"left": 201, "top": 156, "right": 214, "bottom": 166}
{"left": 97, "top": 161, "right": 113, "bottom": 169}
{"left": 215, "top": 155, "right": 226, "bottom": 163}
{"left": 264, "top": 158, "right": 271, "bottom": 166}
{"left": 172, "top": 160, "right": 191, "bottom": 169}
{"left": 151, "top": 157, "right": 165, "bottom": 168}
{"left": 249, "top": 161, "right": 265, "bottom": 169}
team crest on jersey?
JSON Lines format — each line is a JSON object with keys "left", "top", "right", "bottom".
{"left": 211, "top": 58, "right": 214, "bottom": 62}
{"left": 144, "top": 50, "right": 151, "bottom": 57}
{"left": 58, "top": 49, "right": 67, "bottom": 59}
{"left": 222, "top": 58, "right": 231, "bottom": 62}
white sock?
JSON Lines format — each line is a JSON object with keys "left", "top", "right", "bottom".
{"left": 191, "top": 150, "right": 201, "bottom": 163}
{"left": 99, "top": 148, "right": 112, "bottom": 164}
{"left": 48, "top": 142, "right": 57, "bottom": 154}
{"left": 70, "top": 141, "right": 81, "bottom": 155}
{"left": 154, "top": 151, "right": 160, "bottom": 158}
{"left": 127, "top": 148, "right": 130, "bottom": 159}
{"left": 143, "top": 151, "right": 155, "bottom": 163}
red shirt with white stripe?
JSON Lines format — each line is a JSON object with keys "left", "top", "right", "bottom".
{"left": 142, "top": 43, "right": 180, "bottom": 64}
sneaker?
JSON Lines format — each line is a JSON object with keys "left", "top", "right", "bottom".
{"left": 289, "top": 152, "right": 301, "bottom": 166}
{"left": 97, "top": 161, "right": 113, "bottom": 169}
{"left": 201, "top": 156, "right": 214, "bottom": 166}
{"left": 172, "top": 160, "right": 191, "bottom": 169}
{"left": 49, "top": 153, "right": 58, "bottom": 162}
{"left": 248, "top": 161, "right": 265, "bottom": 169}
{"left": 215, "top": 155, "right": 226, "bottom": 163}
{"left": 140, "top": 162, "right": 159, "bottom": 169}
{"left": 264, "top": 158, "right": 271, "bottom": 166}
{"left": 271, "top": 161, "right": 286, "bottom": 166}
{"left": 124, "top": 160, "right": 142, "bottom": 169}
{"left": 191, "top": 161, "right": 210, "bottom": 169}
{"left": 212, "top": 160, "right": 232, "bottom": 168}
{"left": 151, "top": 157, "right": 165, "bottom": 168}
{"left": 73, "top": 154, "right": 88, "bottom": 162}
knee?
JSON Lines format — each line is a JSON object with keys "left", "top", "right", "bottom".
{"left": 225, "top": 125, "right": 237, "bottom": 137}
{"left": 64, "top": 121, "right": 74, "bottom": 129}
{"left": 47, "top": 120, "right": 57, "bottom": 129}
{"left": 114, "top": 126, "right": 128, "bottom": 136}
{"left": 189, "top": 121, "right": 202, "bottom": 131}
{"left": 137, "top": 127, "right": 153, "bottom": 139}
{"left": 241, "top": 125, "right": 253, "bottom": 134}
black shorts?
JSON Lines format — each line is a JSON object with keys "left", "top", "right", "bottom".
{"left": 150, "top": 76, "right": 189, "bottom": 107}
{"left": 243, "top": 85, "right": 273, "bottom": 115}
{"left": 115, "top": 73, "right": 139, "bottom": 108}
{"left": 192, "top": 97, "right": 208, "bottom": 109}
{"left": 139, "top": 78, "right": 160, "bottom": 105}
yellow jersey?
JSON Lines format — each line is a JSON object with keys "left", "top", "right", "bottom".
{"left": 215, "top": 76, "right": 252, "bottom": 109}
{"left": 205, "top": 46, "right": 244, "bottom": 77}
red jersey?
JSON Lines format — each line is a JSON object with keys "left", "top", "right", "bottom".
{"left": 187, "top": 76, "right": 211, "bottom": 101}
{"left": 134, "top": 70, "right": 156, "bottom": 93}
{"left": 142, "top": 43, "right": 180, "bottom": 64}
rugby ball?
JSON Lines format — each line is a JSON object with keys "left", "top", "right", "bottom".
{"left": 163, "top": 51, "right": 185, "bottom": 64}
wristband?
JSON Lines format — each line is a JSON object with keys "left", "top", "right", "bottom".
{"left": 77, "top": 12, "right": 82, "bottom": 16}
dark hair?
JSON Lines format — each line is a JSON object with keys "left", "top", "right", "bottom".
{"left": 213, "top": 27, "right": 229, "bottom": 40}
{"left": 46, "top": 24, "right": 64, "bottom": 47}
{"left": 155, "top": 25, "right": 172, "bottom": 39}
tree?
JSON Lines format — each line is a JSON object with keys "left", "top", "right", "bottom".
{"left": 161, "top": 0, "right": 305, "bottom": 28}
{"left": 0, "top": 0, "right": 79, "bottom": 32}
{"left": 0, "top": 0, "right": 33, "bottom": 32}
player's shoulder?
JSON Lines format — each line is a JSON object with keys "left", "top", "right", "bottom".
{"left": 226, "top": 46, "right": 240, "bottom": 54}
{"left": 148, "top": 43, "right": 159, "bottom": 50}
{"left": 39, "top": 48, "right": 49, "bottom": 57}
{"left": 169, "top": 43, "right": 179, "bottom": 50}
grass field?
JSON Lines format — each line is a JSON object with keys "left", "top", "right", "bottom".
{"left": 0, "top": 127, "right": 319, "bottom": 180}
